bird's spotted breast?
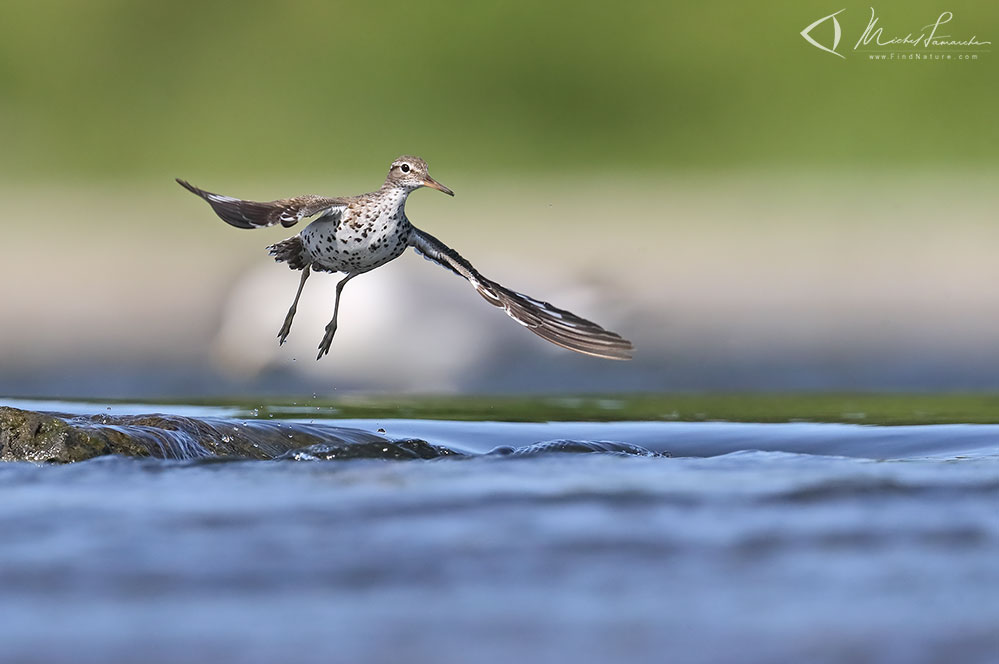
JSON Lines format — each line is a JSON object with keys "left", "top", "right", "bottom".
{"left": 300, "top": 204, "right": 411, "bottom": 274}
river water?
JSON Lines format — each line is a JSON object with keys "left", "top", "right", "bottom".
{"left": 0, "top": 399, "right": 997, "bottom": 663}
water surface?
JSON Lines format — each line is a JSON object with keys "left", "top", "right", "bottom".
{"left": 1, "top": 398, "right": 996, "bottom": 664}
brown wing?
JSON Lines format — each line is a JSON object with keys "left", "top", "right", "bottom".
{"left": 176, "top": 179, "right": 346, "bottom": 229}
{"left": 409, "top": 227, "right": 633, "bottom": 360}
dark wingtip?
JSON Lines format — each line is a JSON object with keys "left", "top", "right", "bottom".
{"left": 176, "top": 178, "right": 201, "bottom": 196}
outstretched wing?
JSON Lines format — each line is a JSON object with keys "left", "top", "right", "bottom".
{"left": 176, "top": 179, "right": 346, "bottom": 229}
{"left": 409, "top": 227, "right": 633, "bottom": 360}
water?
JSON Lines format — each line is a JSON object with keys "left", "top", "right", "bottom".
{"left": 1, "top": 400, "right": 997, "bottom": 664}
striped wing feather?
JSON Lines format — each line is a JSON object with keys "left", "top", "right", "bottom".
{"left": 176, "top": 179, "right": 345, "bottom": 229}
{"left": 408, "top": 227, "right": 633, "bottom": 360}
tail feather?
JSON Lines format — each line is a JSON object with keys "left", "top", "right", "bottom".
{"left": 267, "top": 236, "right": 310, "bottom": 270}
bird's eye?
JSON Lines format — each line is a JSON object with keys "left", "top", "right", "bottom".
{"left": 400, "top": 164, "right": 410, "bottom": 173}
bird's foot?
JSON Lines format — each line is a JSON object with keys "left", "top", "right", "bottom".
{"left": 277, "top": 323, "right": 292, "bottom": 346}
{"left": 316, "top": 327, "right": 336, "bottom": 360}
{"left": 277, "top": 308, "right": 297, "bottom": 346}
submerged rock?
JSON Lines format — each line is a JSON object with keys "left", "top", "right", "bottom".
{"left": 277, "top": 439, "right": 465, "bottom": 462}
{"left": 487, "top": 439, "right": 665, "bottom": 458}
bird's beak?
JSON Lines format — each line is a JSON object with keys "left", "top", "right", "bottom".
{"left": 423, "top": 176, "right": 454, "bottom": 196}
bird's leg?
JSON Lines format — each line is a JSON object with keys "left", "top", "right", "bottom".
{"left": 316, "top": 273, "right": 357, "bottom": 359}
{"left": 277, "top": 265, "right": 311, "bottom": 345}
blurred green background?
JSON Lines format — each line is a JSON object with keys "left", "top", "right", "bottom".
{"left": 2, "top": 0, "right": 995, "bottom": 180}
{"left": 0, "top": 1, "right": 996, "bottom": 397}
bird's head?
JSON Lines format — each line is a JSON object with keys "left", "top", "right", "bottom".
{"left": 386, "top": 155, "right": 454, "bottom": 196}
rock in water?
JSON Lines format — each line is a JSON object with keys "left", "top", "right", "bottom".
{"left": 0, "top": 407, "right": 150, "bottom": 463}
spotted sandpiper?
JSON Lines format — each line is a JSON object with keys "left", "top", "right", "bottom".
{"left": 177, "top": 156, "right": 633, "bottom": 360}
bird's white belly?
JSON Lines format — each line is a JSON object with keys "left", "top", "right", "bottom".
{"left": 301, "top": 217, "right": 410, "bottom": 273}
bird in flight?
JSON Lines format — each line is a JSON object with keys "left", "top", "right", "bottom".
{"left": 177, "top": 156, "right": 633, "bottom": 361}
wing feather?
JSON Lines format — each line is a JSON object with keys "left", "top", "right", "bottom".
{"left": 176, "top": 179, "right": 346, "bottom": 229}
{"left": 409, "top": 227, "right": 633, "bottom": 360}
